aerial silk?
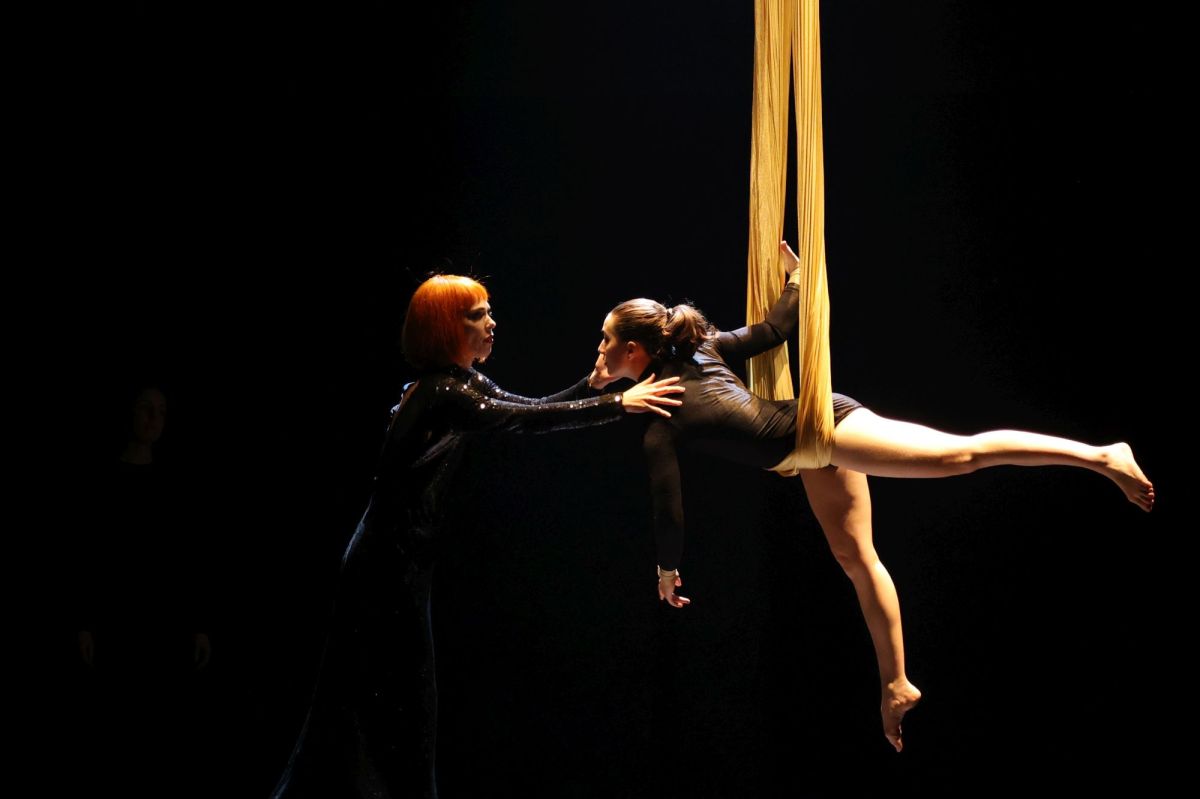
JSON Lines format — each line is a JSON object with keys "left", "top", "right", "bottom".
{"left": 745, "top": 0, "right": 834, "bottom": 474}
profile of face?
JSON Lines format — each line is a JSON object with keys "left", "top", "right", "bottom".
{"left": 130, "top": 387, "right": 167, "bottom": 446}
{"left": 598, "top": 313, "right": 638, "bottom": 380}
{"left": 463, "top": 300, "right": 496, "bottom": 365}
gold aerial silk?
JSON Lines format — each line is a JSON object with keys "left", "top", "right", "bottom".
{"left": 745, "top": 0, "right": 834, "bottom": 474}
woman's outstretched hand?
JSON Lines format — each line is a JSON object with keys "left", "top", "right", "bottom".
{"left": 658, "top": 568, "right": 691, "bottom": 609}
{"left": 620, "top": 373, "right": 684, "bottom": 417}
{"left": 779, "top": 239, "right": 801, "bottom": 278}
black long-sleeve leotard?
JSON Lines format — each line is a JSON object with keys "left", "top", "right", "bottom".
{"left": 271, "top": 366, "right": 622, "bottom": 799}
{"left": 635, "top": 283, "right": 863, "bottom": 571}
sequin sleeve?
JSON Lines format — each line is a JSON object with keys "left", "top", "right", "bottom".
{"left": 466, "top": 371, "right": 596, "bottom": 405}
{"left": 436, "top": 372, "right": 623, "bottom": 434}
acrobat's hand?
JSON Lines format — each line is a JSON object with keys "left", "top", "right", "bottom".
{"left": 779, "top": 239, "right": 801, "bottom": 278}
{"left": 657, "top": 567, "right": 691, "bottom": 609}
{"left": 588, "top": 353, "right": 618, "bottom": 390}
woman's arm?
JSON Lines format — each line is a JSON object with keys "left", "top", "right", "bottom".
{"left": 714, "top": 240, "right": 803, "bottom": 361}
{"left": 442, "top": 373, "right": 682, "bottom": 434}
{"left": 443, "top": 374, "right": 624, "bottom": 434}
{"left": 643, "top": 420, "right": 690, "bottom": 608}
{"left": 469, "top": 371, "right": 596, "bottom": 405}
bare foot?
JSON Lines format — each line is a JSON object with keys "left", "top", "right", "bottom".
{"left": 1101, "top": 442, "right": 1155, "bottom": 512}
{"left": 882, "top": 679, "right": 921, "bottom": 752}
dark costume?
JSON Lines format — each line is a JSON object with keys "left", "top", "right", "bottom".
{"left": 636, "top": 283, "right": 864, "bottom": 570}
{"left": 271, "top": 367, "right": 623, "bottom": 799}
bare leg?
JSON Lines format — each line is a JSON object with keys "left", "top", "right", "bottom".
{"left": 830, "top": 410, "right": 1154, "bottom": 511}
{"left": 801, "top": 466, "right": 922, "bottom": 752}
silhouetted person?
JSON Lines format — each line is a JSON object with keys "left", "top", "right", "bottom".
{"left": 70, "top": 381, "right": 214, "bottom": 795}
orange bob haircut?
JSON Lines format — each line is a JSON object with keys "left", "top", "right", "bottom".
{"left": 401, "top": 275, "right": 489, "bottom": 369}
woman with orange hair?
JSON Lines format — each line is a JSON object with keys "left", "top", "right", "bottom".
{"left": 271, "top": 275, "right": 683, "bottom": 799}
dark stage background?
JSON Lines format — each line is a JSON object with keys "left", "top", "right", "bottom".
{"left": 44, "top": 1, "right": 1181, "bottom": 795}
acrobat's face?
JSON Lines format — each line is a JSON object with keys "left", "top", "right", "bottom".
{"left": 462, "top": 300, "right": 496, "bottom": 365}
{"left": 597, "top": 313, "right": 638, "bottom": 380}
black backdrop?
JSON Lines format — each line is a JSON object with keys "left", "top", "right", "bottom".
{"left": 48, "top": 2, "right": 1181, "bottom": 795}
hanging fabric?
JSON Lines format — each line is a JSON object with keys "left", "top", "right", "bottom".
{"left": 746, "top": 0, "right": 834, "bottom": 473}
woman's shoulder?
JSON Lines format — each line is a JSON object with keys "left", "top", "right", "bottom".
{"left": 411, "top": 365, "right": 472, "bottom": 388}
{"left": 695, "top": 337, "right": 724, "bottom": 359}
{"left": 390, "top": 367, "right": 470, "bottom": 411}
